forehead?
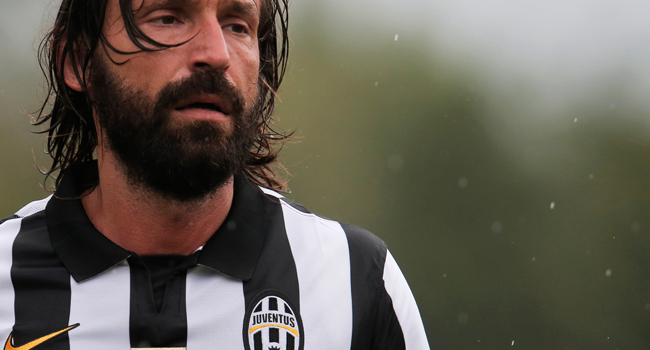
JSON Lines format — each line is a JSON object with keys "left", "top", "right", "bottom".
{"left": 130, "top": 0, "right": 261, "bottom": 14}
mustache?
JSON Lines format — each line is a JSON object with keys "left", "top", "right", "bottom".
{"left": 153, "top": 68, "right": 246, "bottom": 116}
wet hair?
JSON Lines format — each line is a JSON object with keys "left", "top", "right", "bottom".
{"left": 33, "top": 0, "right": 290, "bottom": 191}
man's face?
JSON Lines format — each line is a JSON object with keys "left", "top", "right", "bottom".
{"left": 87, "top": 0, "right": 262, "bottom": 201}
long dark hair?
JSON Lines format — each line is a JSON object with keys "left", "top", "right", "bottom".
{"left": 33, "top": 0, "right": 290, "bottom": 191}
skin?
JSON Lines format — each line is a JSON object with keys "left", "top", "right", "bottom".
{"left": 63, "top": 0, "right": 261, "bottom": 255}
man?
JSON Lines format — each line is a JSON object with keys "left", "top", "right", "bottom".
{"left": 0, "top": 0, "right": 429, "bottom": 349}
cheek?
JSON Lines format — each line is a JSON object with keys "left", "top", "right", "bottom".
{"left": 112, "top": 54, "right": 177, "bottom": 93}
{"left": 232, "top": 47, "right": 260, "bottom": 102}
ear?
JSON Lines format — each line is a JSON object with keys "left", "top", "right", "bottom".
{"left": 61, "top": 38, "right": 88, "bottom": 92}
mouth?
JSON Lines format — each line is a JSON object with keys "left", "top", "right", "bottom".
{"left": 176, "top": 102, "right": 223, "bottom": 113}
{"left": 173, "top": 95, "right": 232, "bottom": 119}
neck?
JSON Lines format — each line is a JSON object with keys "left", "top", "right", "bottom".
{"left": 81, "top": 150, "right": 233, "bottom": 256}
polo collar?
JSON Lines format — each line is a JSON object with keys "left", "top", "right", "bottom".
{"left": 47, "top": 161, "right": 269, "bottom": 282}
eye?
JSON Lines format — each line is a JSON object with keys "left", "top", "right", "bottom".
{"left": 152, "top": 15, "right": 178, "bottom": 25}
{"left": 225, "top": 24, "right": 248, "bottom": 34}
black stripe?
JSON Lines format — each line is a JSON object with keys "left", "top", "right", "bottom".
{"left": 373, "top": 285, "right": 407, "bottom": 350}
{"left": 269, "top": 297, "right": 278, "bottom": 311}
{"left": 284, "top": 303, "right": 292, "bottom": 315}
{"left": 269, "top": 327, "right": 279, "bottom": 342}
{"left": 342, "top": 223, "right": 405, "bottom": 350}
{"left": 11, "top": 212, "right": 72, "bottom": 350}
{"left": 243, "top": 198, "right": 303, "bottom": 350}
{"left": 128, "top": 255, "right": 189, "bottom": 348}
{"left": 286, "top": 334, "right": 295, "bottom": 350}
{"left": 254, "top": 332, "right": 263, "bottom": 350}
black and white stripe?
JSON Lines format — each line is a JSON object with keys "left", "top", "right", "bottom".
{"left": 0, "top": 166, "right": 429, "bottom": 349}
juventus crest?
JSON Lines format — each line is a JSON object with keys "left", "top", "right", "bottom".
{"left": 244, "top": 292, "right": 304, "bottom": 350}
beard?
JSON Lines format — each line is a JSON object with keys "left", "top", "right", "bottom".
{"left": 89, "top": 56, "right": 260, "bottom": 202}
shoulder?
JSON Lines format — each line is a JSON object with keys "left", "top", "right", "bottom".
{"left": 259, "top": 186, "right": 388, "bottom": 272}
{"left": 0, "top": 196, "right": 52, "bottom": 228}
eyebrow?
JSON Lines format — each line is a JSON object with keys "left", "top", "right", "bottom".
{"left": 223, "top": 0, "right": 259, "bottom": 20}
{"left": 138, "top": 0, "right": 259, "bottom": 19}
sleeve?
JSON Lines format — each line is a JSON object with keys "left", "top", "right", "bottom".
{"left": 380, "top": 250, "right": 430, "bottom": 350}
{"left": 341, "top": 223, "right": 430, "bottom": 350}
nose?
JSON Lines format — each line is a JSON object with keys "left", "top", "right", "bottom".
{"left": 188, "top": 18, "right": 230, "bottom": 71}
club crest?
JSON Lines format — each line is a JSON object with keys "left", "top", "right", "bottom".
{"left": 244, "top": 291, "right": 303, "bottom": 350}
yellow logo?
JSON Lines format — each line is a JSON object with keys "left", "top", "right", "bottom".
{"left": 4, "top": 324, "right": 79, "bottom": 350}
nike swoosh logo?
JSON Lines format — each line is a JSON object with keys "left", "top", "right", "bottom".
{"left": 4, "top": 324, "right": 79, "bottom": 350}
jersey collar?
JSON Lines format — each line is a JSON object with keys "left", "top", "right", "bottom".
{"left": 47, "top": 161, "right": 269, "bottom": 282}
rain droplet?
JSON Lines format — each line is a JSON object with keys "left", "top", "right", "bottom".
{"left": 645, "top": 303, "right": 650, "bottom": 310}
{"left": 394, "top": 34, "right": 399, "bottom": 41}
{"left": 610, "top": 104, "right": 616, "bottom": 110}
{"left": 442, "top": 274, "right": 447, "bottom": 278}
{"left": 491, "top": 221, "right": 503, "bottom": 233}
{"left": 574, "top": 118, "right": 578, "bottom": 123}
{"left": 589, "top": 173, "right": 594, "bottom": 179}
{"left": 550, "top": 202, "right": 555, "bottom": 209}
{"left": 605, "top": 269, "right": 612, "bottom": 277}
{"left": 532, "top": 257, "right": 536, "bottom": 262}
{"left": 375, "top": 81, "right": 379, "bottom": 86}
{"left": 457, "top": 312, "right": 468, "bottom": 324}
{"left": 511, "top": 340, "right": 515, "bottom": 346}
{"left": 458, "top": 177, "right": 468, "bottom": 189}
{"left": 631, "top": 222, "right": 640, "bottom": 233}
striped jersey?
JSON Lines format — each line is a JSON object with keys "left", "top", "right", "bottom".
{"left": 0, "top": 162, "right": 429, "bottom": 350}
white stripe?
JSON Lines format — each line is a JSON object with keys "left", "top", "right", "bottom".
{"left": 14, "top": 196, "right": 51, "bottom": 218}
{"left": 0, "top": 218, "right": 22, "bottom": 341}
{"left": 258, "top": 187, "right": 284, "bottom": 199}
{"left": 383, "top": 251, "right": 430, "bottom": 350}
{"left": 281, "top": 204, "right": 353, "bottom": 349}
{"left": 186, "top": 265, "right": 245, "bottom": 349}
{"left": 68, "top": 260, "right": 131, "bottom": 350}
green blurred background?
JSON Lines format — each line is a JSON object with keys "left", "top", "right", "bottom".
{"left": 3, "top": 0, "right": 650, "bottom": 348}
